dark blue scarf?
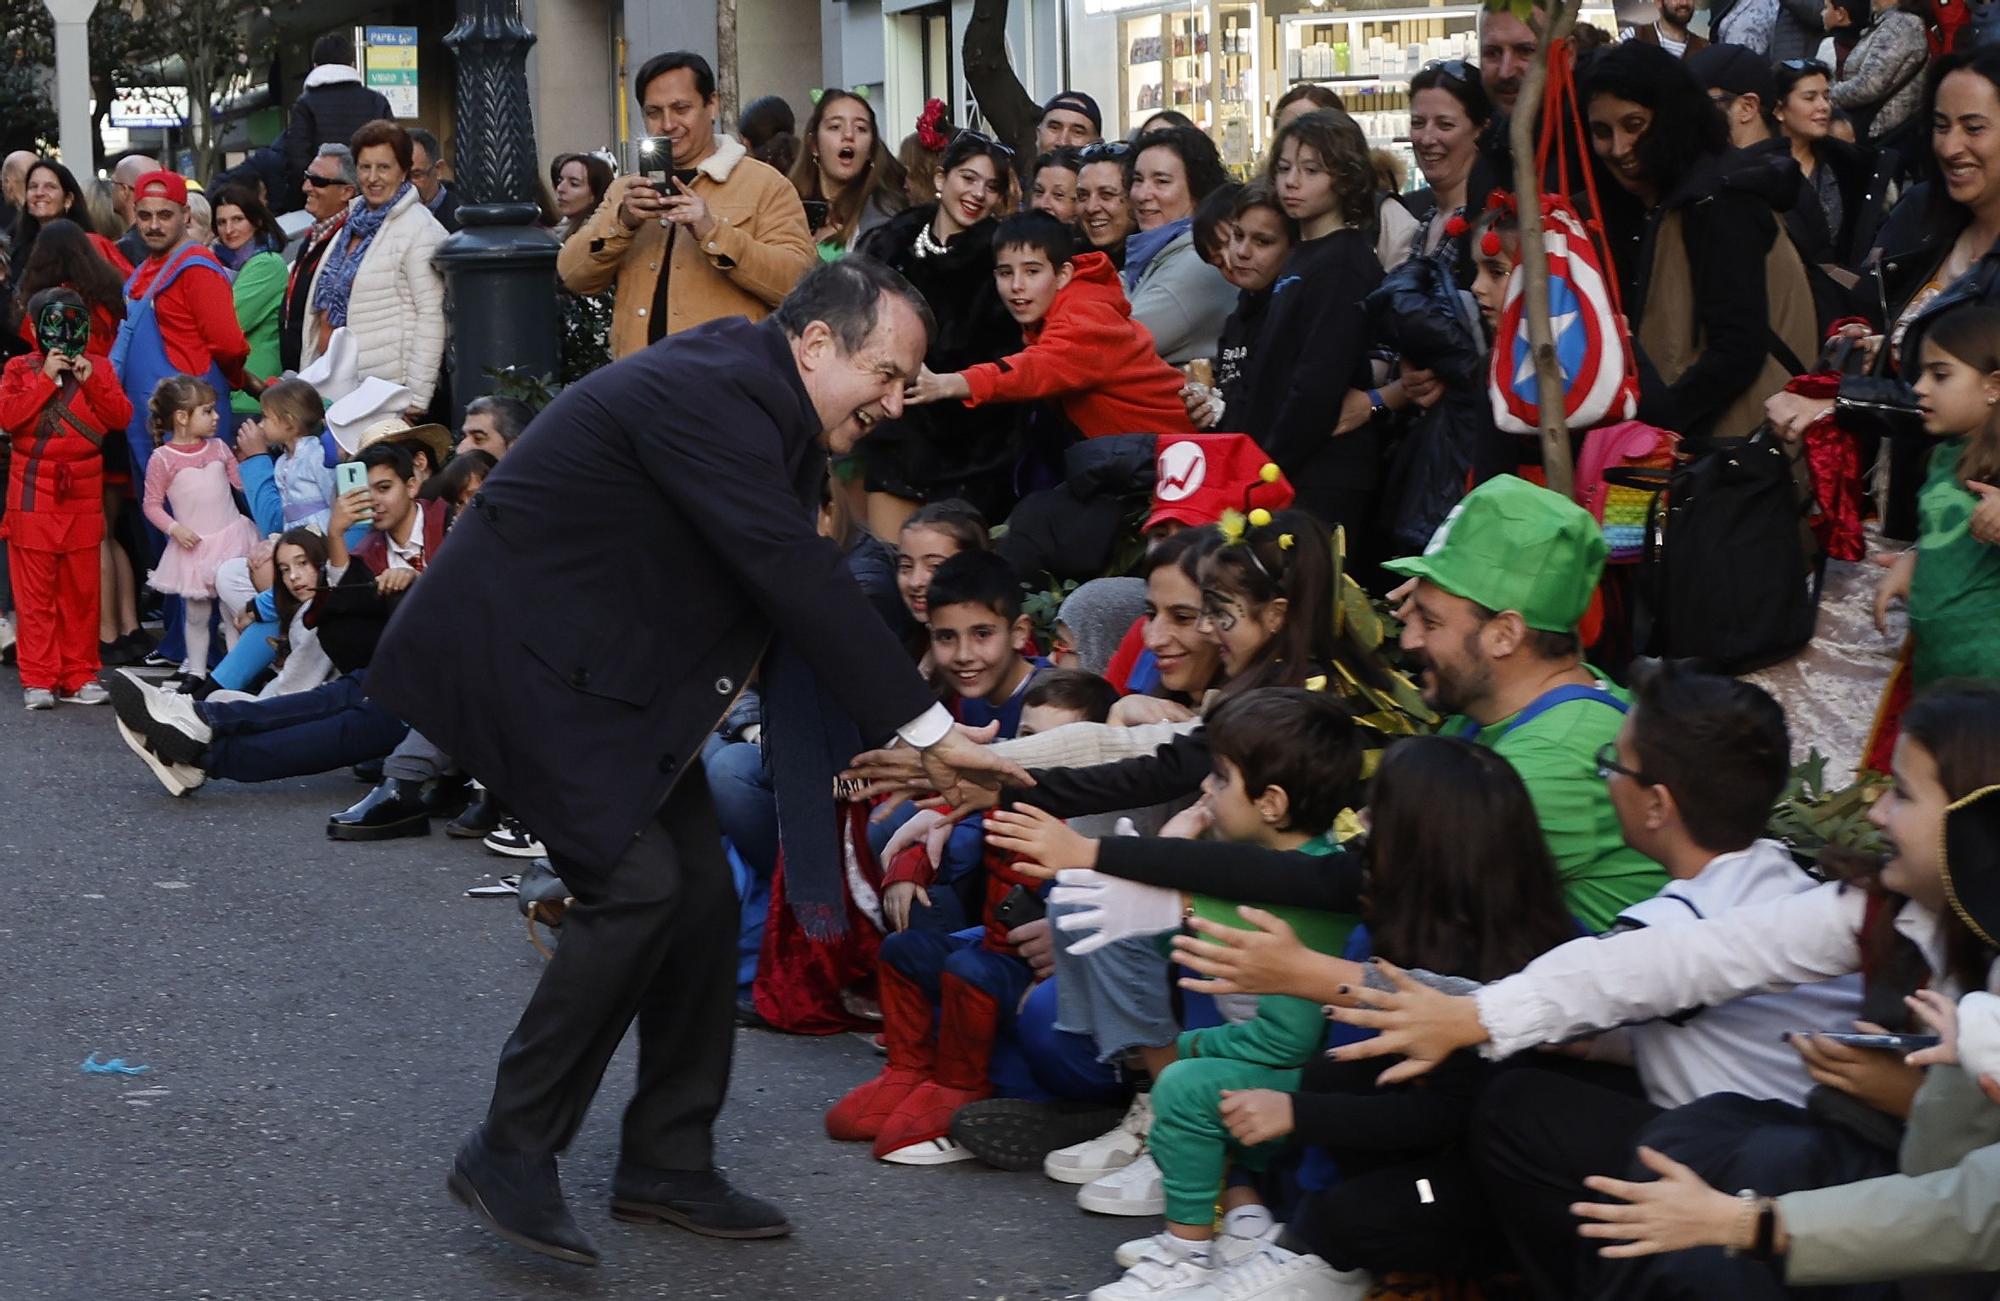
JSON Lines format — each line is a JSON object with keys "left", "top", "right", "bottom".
{"left": 312, "top": 182, "right": 413, "bottom": 327}
{"left": 1123, "top": 217, "right": 1190, "bottom": 291}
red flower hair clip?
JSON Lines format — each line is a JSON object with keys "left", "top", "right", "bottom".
{"left": 916, "top": 99, "right": 951, "bottom": 152}
{"left": 1480, "top": 228, "right": 1506, "bottom": 257}
{"left": 1483, "top": 189, "right": 1518, "bottom": 217}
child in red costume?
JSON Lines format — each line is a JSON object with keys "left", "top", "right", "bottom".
{"left": 905, "top": 211, "right": 1198, "bottom": 439}
{"left": 0, "top": 290, "right": 133, "bottom": 707}
{"left": 826, "top": 668, "right": 1117, "bottom": 1164}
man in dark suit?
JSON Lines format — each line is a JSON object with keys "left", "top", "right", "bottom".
{"left": 281, "top": 145, "right": 357, "bottom": 372}
{"left": 366, "top": 257, "right": 1024, "bottom": 1268}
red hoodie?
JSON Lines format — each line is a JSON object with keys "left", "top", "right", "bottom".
{"left": 960, "top": 251, "right": 1198, "bottom": 438}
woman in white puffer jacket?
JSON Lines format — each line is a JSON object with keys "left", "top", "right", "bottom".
{"left": 303, "top": 119, "right": 448, "bottom": 414}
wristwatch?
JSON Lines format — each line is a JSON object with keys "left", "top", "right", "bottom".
{"left": 1725, "top": 1190, "right": 1778, "bottom": 1260}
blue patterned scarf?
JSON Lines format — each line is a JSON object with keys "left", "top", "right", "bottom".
{"left": 312, "top": 182, "right": 412, "bottom": 327}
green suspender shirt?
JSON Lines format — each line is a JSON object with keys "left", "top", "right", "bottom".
{"left": 1446, "top": 678, "right": 1668, "bottom": 932}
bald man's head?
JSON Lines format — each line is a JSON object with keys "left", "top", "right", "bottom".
{"left": 111, "top": 155, "right": 154, "bottom": 222}
{"left": 2, "top": 151, "right": 38, "bottom": 206}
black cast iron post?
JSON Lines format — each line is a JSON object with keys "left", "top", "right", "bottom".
{"left": 435, "top": 0, "right": 561, "bottom": 428}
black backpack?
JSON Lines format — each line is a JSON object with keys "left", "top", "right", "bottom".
{"left": 1609, "top": 426, "right": 1823, "bottom": 674}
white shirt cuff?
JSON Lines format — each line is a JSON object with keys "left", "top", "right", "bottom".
{"left": 896, "top": 703, "right": 954, "bottom": 750}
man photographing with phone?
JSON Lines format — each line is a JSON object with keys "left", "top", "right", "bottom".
{"left": 556, "top": 50, "right": 815, "bottom": 360}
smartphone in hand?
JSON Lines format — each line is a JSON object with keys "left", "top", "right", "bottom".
{"left": 1787, "top": 1031, "right": 1941, "bottom": 1053}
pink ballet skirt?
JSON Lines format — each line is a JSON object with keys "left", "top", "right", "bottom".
{"left": 144, "top": 441, "right": 258, "bottom": 599}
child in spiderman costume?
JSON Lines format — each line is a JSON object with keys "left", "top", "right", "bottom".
{"left": 0, "top": 291, "right": 133, "bottom": 707}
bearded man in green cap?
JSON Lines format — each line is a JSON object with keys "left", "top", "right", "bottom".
{"left": 1385, "top": 475, "right": 1666, "bottom": 930}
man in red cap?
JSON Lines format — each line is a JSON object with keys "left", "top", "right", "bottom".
{"left": 120, "top": 170, "right": 265, "bottom": 665}
{"left": 119, "top": 171, "right": 262, "bottom": 464}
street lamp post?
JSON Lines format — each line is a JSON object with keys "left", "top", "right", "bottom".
{"left": 434, "top": 0, "right": 560, "bottom": 428}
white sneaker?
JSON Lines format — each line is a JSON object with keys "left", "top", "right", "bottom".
{"left": 1190, "top": 1244, "right": 1372, "bottom": 1301}
{"left": 1090, "top": 1236, "right": 1219, "bottom": 1300}
{"left": 115, "top": 717, "right": 205, "bottom": 797}
{"left": 22, "top": 687, "right": 55, "bottom": 711}
{"left": 878, "top": 1135, "right": 977, "bottom": 1166}
{"left": 1117, "top": 1213, "right": 1280, "bottom": 1269}
{"left": 1079, "top": 1151, "right": 1165, "bottom": 1216}
{"left": 61, "top": 682, "right": 111, "bottom": 706}
{"left": 1047, "top": 1090, "right": 1153, "bottom": 1184}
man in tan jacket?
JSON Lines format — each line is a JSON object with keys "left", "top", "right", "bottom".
{"left": 557, "top": 52, "right": 814, "bottom": 358}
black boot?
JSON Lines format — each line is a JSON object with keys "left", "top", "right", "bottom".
{"left": 447, "top": 785, "right": 503, "bottom": 838}
{"left": 327, "top": 779, "right": 433, "bottom": 841}
{"left": 447, "top": 1128, "right": 599, "bottom": 1267}
{"left": 609, "top": 1163, "right": 791, "bottom": 1239}
{"left": 419, "top": 772, "right": 474, "bottom": 819}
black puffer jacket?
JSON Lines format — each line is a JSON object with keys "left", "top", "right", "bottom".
{"left": 274, "top": 66, "right": 394, "bottom": 212}
{"left": 855, "top": 205, "right": 1024, "bottom": 518}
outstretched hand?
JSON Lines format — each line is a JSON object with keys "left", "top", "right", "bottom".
{"left": 1324, "top": 960, "right": 1489, "bottom": 1085}
{"left": 917, "top": 722, "right": 1034, "bottom": 822}
{"left": 1574, "top": 1146, "right": 1747, "bottom": 1258}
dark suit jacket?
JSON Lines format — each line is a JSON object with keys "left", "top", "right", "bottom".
{"left": 366, "top": 316, "right": 938, "bottom": 873}
{"left": 281, "top": 219, "right": 344, "bottom": 373}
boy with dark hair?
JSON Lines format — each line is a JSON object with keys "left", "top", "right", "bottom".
{"left": 905, "top": 211, "right": 1198, "bottom": 438}
{"left": 1020, "top": 667, "right": 1119, "bottom": 736}
{"left": 828, "top": 640, "right": 1116, "bottom": 1169}
{"left": 986, "top": 687, "right": 1365, "bottom": 1297}
{"left": 925, "top": 548, "right": 1040, "bottom": 735}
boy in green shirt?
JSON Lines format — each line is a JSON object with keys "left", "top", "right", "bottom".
{"left": 989, "top": 689, "right": 1363, "bottom": 1299}
{"left": 1383, "top": 476, "right": 1665, "bottom": 930}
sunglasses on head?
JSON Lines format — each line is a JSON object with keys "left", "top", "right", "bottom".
{"left": 1780, "top": 58, "right": 1831, "bottom": 73}
{"left": 1423, "top": 58, "right": 1478, "bottom": 85}
{"left": 1077, "top": 140, "right": 1133, "bottom": 163}
{"left": 954, "top": 128, "right": 1016, "bottom": 161}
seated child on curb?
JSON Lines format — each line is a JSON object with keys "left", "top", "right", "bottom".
{"left": 904, "top": 212, "right": 1198, "bottom": 438}
{"left": 879, "top": 548, "right": 1048, "bottom": 936}
{"left": 829, "top": 666, "right": 1119, "bottom": 1166}
{"left": 987, "top": 687, "right": 1365, "bottom": 1301}
{"left": 238, "top": 377, "right": 338, "bottom": 534}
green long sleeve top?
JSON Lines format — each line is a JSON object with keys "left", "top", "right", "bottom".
{"left": 230, "top": 250, "right": 286, "bottom": 417}
{"left": 1174, "top": 833, "right": 1359, "bottom": 1070}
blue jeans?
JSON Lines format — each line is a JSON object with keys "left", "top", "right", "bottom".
{"left": 701, "top": 737, "right": 778, "bottom": 999}
{"left": 210, "top": 618, "right": 279, "bottom": 691}
{"left": 197, "top": 670, "right": 407, "bottom": 782}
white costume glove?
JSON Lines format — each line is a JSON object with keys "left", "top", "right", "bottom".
{"left": 1050, "top": 868, "right": 1183, "bottom": 956}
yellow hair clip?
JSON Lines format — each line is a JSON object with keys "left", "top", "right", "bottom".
{"left": 1218, "top": 509, "right": 1247, "bottom": 544}
{"left": 1258, "top": 462, "right": 1280, "bottom": 484}
{"left": 1248, "top": 508, "right": 1272, "bottom": 529}
{"left": 1278, "top": 533, "right": 1295, "bottom": 550}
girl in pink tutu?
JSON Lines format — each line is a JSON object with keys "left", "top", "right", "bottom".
{"left": 143, "top": 375, "right": 259, "bottom": 681}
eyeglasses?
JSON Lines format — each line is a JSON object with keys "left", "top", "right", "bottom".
{"left": 1423, "top": 58, "right": 1478, "bottom": 86}
{"left": 954, "top": 128, "right": 1016, "bottom": 161}
{"left": 1077, "top": 141, "right": 1133, "bottom": 163}
{"left": 1594, "top": 741, "right": 1652, "bottom": 785}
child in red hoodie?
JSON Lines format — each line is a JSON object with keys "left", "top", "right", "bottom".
{"left": 0, "top": 290, "right": 134, "bottom": 708}
{"left": 906, "top": 211, "right": 1197, "bottom": 438}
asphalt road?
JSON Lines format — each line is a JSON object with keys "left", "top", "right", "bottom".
{"left": 0, "top": 692, "right": 1135, "bottom": 1301}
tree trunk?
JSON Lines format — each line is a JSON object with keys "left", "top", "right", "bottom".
{"left": 715, "top": 0, "right": 738, "bottom": 134}
{"left": 1507, "top": 0, "right": 1583, "bottom": 499}
{"left": 962, "top": 0, "right": 1043, "bottom": 166}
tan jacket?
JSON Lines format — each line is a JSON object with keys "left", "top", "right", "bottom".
{"left": 556, "top": 135, "right": 814, "bottom": 358}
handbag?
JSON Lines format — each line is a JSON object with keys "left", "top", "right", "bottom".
{"left": 1615, "top": 425, "right": 1824, "bottom": 673}
{"left": 1577, "top": 421, "right": 1678, "bottom": 563}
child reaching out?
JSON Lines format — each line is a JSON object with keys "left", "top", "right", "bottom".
{"left": 1872, "top": 303, "right": 2000, "bottom": 688}
{"left": 0, "top": 290, "right": 133, "bottom": 709}
{"left": 143, "top": 375, "right": 259, "bottom": 682}
{"left": 989, "top": 688, "right": 1368, "bottom": 1301}
{"left": 905, "top": 212, "right": 1198, "bottom": 438}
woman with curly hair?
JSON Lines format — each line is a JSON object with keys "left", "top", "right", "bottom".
{"left": 1122, "top": 124, "right": 1237, "bottom": 364}
{"left": 790, "top": 88, "right": 907, "bottom": 259}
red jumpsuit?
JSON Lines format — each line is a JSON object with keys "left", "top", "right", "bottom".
{"left": 0, "top": 352, "right": 133, "bottom": 693}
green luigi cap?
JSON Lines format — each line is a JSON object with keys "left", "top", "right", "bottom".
{"left": 1382, "top": 475, "right": 1608, "bottom": 632}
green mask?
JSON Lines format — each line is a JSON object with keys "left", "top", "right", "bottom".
{"left": 35, "top": 301, "right": 91, "bottom": 358}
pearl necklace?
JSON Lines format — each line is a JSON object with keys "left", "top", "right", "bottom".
{"left": 914, "top": 219, "right": 952, "bottom": 259}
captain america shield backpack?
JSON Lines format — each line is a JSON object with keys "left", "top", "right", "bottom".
{"left": 1487, "top": 199, "right": 1639, "bottom": 436}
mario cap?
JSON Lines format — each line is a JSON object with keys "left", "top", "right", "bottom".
{"left": 1383, "top": 475, "right": 1607, "bottom": 632}
{"left": 133, "top": 170, "right": 189, "bottom": 206}
{"left": 1146, "top": 434, "right": 1294, "bottom": 532}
